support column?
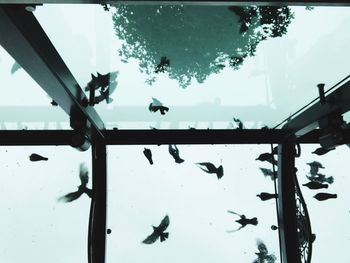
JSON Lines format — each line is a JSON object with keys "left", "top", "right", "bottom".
{"left": 88, "top": 135, "right": 107, "bottom": 263}
{"left": 277, "top": 139, "right": 300, "bottom": 263}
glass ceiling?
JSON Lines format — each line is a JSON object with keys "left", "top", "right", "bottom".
{"left": 34, "top": 5, "right": 350, "bottom": 129}
{"left": 107, "top": 145, "right": 280, "bottom": 263}
{"left": 0, "top": 45, "right": 69, "bottom": 130}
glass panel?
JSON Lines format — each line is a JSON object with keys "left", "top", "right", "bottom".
{"left": 0, "top": 46, "right": 69, "bottom": 130}
{"left": 107, "top": 145, "right": 280, "bottom": 262}
{"left": 296, "top": 144, "right": 350, "bottom": 262}
{"left": 0, "top": 146, "right": 91, "bottom": 262}
{"left": 35, "top": 5, "right": 350, "bottom": 129}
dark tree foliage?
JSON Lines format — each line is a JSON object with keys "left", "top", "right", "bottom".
{"left": 112, "top": 5, "right": 294, "bottom": 88}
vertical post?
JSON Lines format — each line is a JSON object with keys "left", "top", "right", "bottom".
{"left": 88, "top": 133, "right": 107, "bottom": 263}
{"left": 277, "top": 139, "right": 300, "bottom": 263}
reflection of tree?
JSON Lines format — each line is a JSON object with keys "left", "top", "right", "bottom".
{"left": 112, "top": 5, "right": 294, "bottom": 88}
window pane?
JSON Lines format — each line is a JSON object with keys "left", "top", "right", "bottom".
{"left": 0, "top": 146, "right": 91, "bottom": 262}
{"left": 296, "top": 144, "right": 350, "bottom": 263}
{"left": 35, "top": 5, "right": 350, "bottom": 129}
{"left": 0, "top": 46, "right": 69, "bottom": 130}
{"left": 107, "top": 145, "right": 280, "bottom": 262}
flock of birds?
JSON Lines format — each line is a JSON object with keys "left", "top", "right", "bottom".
{"left": 27, "top": 142, "right": 337, "bottom": 262}
{"left": 26, "top": 68, "right": 337, "bottom": 260}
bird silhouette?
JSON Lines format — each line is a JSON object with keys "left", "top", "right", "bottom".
{"left": 143, "top": 148, "right": 153, "bottom": 165}
{"left": 303, "top": 181, "right": 328, "bottom": 190}
{"left": 196, "top": 162, "right": 224, "bottom": 179}
{"left": 168, "top": 144, "right": 184, "bottom": 163}
{"left": 307, "top": 161, "right": 325, "bottom": 175}
{"left": 142, "top": 215, "right": 170, "bottom": 244}
{"left": 149, "top": 97, "right": 169, "bottom": 115}
{"left": 84, "top": 72, "right": 118, "bottom": 91}
{"left": 306, "top": 173, "right": 334, "bottom": 184}
{"left": 256, "top": 153, "right": 276, "bottom": 165}
{"left": 51, "top": 100, "right": 58, "bottom": 106}
{"left": 253, "top": 239, "right": 277, "bottom": 263}
{"left": 29, "top": 153, "right": 48, "bottom": 161}
{"left": 313, "top": 193, "right": 337, "bottom": 201}
{"left": 233, "top": 117, "right": 244, "bottom": 129}
{"left": 86, "top": 72, "right": 118, "bottom": 105}
{"left": 257, "top": 192, "right": 278, "bottom": 201}
{"left": 155, "top": 56, "right": 170, "bottom": 73}
{"left": 312, "top": 147, "right": 335, "bottom": 156}
{"left": 259, "top": 168, "right": 277, "bottom": 180}
{"left": 58, "top": 163, "right": 93, "bottom": 202}
{"left": 227, "top": 210, "right": 258, "bottom": 232}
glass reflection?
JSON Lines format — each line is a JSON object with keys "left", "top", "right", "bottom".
{"left": 34, "top": 5, "right": 350, "bottom": 129}
{"left": 0, "top": 45, "right": 69, "bottom": 130}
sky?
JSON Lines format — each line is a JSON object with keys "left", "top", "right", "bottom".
{"left": 0, "top": 3, "right": 350, "bottom": 263}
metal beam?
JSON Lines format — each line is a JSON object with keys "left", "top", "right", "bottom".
{"left": 0, "top": 6, "right": 105, "bottom": 138}
{"left": 2, "top": 1, "right": 350, "bottom": 6}
{"left": 277, "top": 140, "right": 300, "bottom": 263}
{"left": 88, "top": 135, "right": 107, "bottom": 263}
{"left": 1, "top": 129, "right": 350, "bottom": 145}
{"left": 283, "top": 78, "right": 350, "bottom": 137}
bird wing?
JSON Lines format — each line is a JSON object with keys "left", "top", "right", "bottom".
{"left": 152, "top": 97, "right": 163, "bottom": 106}
{"left": 142, "top": 231, "right": 159, "bottom": 244}
{"left": 196, "top": 162, "right": 217, "bottom": 173}
{"left": 259, "top": 168, "right": 273, "bottom": 176}
{"left": 58, "top": 190, "right": 83, "bottom": 202}
{"left": 79, "top": 163, "right": 89, "bottom": 186}
{"left": 227, "top": 210, "right": 241, "bottom": 217}
{"left": 158, "top": 215, "right": 170, "bottom": 231}
{"left": 85, "top": 74, "right": 97, "bottom": 91}
{"left": 226, "top": 225, "right": 244, "bottom": 233}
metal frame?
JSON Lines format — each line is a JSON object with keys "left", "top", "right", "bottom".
{"left": 0, "top": 6, "right": 105, "bottom": 137}
{"left": 2, "top": 2, "right": 350, "bottom": 263}
{"left": 0, "top": 129, "right": 349, "bottom": 145}
{"left": 2, "top": 1, "right": 350, "bottom": 6}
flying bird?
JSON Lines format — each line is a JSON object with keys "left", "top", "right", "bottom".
{"left": 155, "top": 56, "right": 170, "bottom": 73}
{"left": 312, "top": 147, "right": 335, "bottom": 156}
{"left": 196, "top": 162, "right": 224, "bottom": 179}
{"left": 253, "top": 239, "right": 277, "bottom": 263}
{"left": 257, "top": 192, "right": 278, "bottom": 201}
{"left": 313, "top": 193, "right": 337, "bottom": 201}
{"left": 306, "top": 173, "right": 334, "bottom": 184}
{"left": 168, "top": 144, "right": 184, "bottom": 163}
{"left": 256, "top": 153, "right": 276, "bottom": 165}
{"left": 84, "top": 72, "right": 118, "bottom": 91}
{"left": 259, "top": 168, "right": 277, "bottom": 180}
{"left": 307, "top": 161, "right": 325, "bottom": 175}
{"left": 149, "top": 97, "right": 169, "bottom": 115}
{"left": 142, "top": 215, "right": 170, "bottom": 244}
{"left": 58, "top": 163, "right": 93, "bottom": 202}
{"left": 303, "top": 181, "right": 328, "bottom": 190}
{"left": 51, "top": 100, "right": 58, "bottom": 106}
{"left": 86, "top": 72, "right": 118, "bottom": 105}
{"left": 143, "top": 148, "right": 153, "bottom": 165}
{"left": 29, "top": 153, "right": 48, "bottom": 161}
{"left": 233, "top": 117, "right": 244, "bottom": 129}
{"left": 227, "top": 210, "right": 258, "bottom": 232}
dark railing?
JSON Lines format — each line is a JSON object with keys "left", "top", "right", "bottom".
{"left": 294, "top": 171, "right": 313, "bottom": 263}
